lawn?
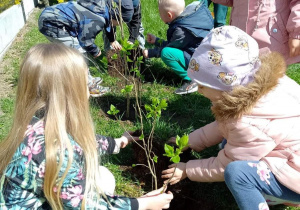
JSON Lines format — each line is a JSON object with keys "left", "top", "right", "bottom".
{"left": 0, "top": 0, "right": 299, "bottom": 209}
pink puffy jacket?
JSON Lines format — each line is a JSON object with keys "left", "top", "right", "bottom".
{"left": 186, "top": 53, "right": 300, "bottom": 194}
{"left": 212, "top": 0, "right": 300, "bottom": 65}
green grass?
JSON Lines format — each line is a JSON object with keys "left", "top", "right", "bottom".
{"left": 0, "top": 2, "right": 300, "bottom": 210}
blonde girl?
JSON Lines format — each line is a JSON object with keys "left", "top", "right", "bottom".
{"left": 0, "top": 43, "right": 173, "bottom": 209}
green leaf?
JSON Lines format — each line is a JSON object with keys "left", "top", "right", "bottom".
{"left": 121, "top": 48, "right": 127, "bottom": 53}
{"left": 107, "top": 104, "right": 119, "bottom": 115}
{"left": 111, "top": 53, "right": 118, "bottom": 60}
{"left": 153, "top": 155, "right": 158, "bottom": 163}
{"left": 144, "top": 104, "right": 152, "bottom": 112}
{"left": 179, "top": 134, "right": 189, "bottom": 149}
{"left": 137, "top": 56, "right": 143, "bottom": 61}
{"left": 127, "top": 56, "right": 133, "bottom": 62}
{"left": 175, "top": 148, "right": 181, "bottom": 156}
{"left": 132, "top": 164, "right": 136, "bottom": 167}
{"left": 134, "top": 39, "right": 139, "bottom": 48}
{"left": 121, "top": 85, "right": 134, "bottom": 94}
{"left": 101, "top": 57, "right": 108, "bottom": 65}
{"left": 139, "top": 134, "right": 144, "bottom": 140}
{"left": 152, "top": 97, "right": 159, "bottom": 106}
{"left": 171, "top": 155, "right": 180, "bottom": 163}
{"left": 164, "top": 144, "right": 174, "bottom": 157}
{"left": 175, "top": 135, "right": 180, "bottom": 146}
{"left": 159, "top": 99, "right": 168, "bottom": 110}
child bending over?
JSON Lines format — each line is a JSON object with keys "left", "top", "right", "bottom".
{"left": 38, "top": 0, "right": 130, "bottom": 97}
{"left": 162, "top": 26, "right": 300, "bottom": 209}
{"left": 143, "top": 0, "right": 213, "bottom": 95}
{"left": 0, "top": 43, "right": 173, "bottom": 210}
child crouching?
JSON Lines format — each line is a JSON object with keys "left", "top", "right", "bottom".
{"left": 162, "top": 26, "right": 300, "bottom": 209}
{"left": 143, "top": 0, "right": 213, "bottom": 95}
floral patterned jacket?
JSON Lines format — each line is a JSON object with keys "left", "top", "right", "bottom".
{"left": 0, "top": 116, "right": 138, "bottom": 209}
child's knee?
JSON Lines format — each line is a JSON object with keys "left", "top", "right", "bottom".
{"left": 224, "top": 161, "right": 244, "bottom": 185}
{"left": 160, "top": 47, "right": 173, "bottom": 61}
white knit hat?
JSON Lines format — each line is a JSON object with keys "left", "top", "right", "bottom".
{"left": 187, "top": 26, "right": 261, "bottom": 91}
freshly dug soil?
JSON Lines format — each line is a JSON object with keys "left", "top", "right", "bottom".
{"left": 127, "top": 135, "right": 219, "bottom": 210}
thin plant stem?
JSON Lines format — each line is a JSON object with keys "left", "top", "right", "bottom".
{"left": 161, "top": 165, "right": 177, "bottom": 193}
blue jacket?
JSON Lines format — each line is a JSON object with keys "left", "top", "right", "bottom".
{"left": 38, "top": 0, "right": 110, "bottom": 57}
{"left": 148, "top": 1, "right": 214, "bottom": 66}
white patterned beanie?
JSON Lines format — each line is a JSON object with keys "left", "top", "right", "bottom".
{"left": 187, "top": 26, "right": 261, "bottom": 91}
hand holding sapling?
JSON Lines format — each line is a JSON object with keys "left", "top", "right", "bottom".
{"left": 161, "top": 135, "right": 189, "bottom": 192}
{"left": 115, "top": 131, "right": 140, "bottom": 149}
{"left": 111, "top": 40, "right": 122, "bottom": 50}
{"left": 162, "top": 162, "right": 187, "bottom": 185}
{"left": 142, "top": 49, "right": 149, "bottom": 58}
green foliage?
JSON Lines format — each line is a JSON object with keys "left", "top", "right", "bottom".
{"left": 145, "top": 98, "right": 168, "bottom": 119}
{"left": 121, "top": 84, "right": 134, "bottom": 94}
{"left": 120, "top": 39, "right": 135, "bottom": 52}
{"left": 163, "top": 135, "right": 189, "bottom": 163}
{"left": 153, "top": 155, "right": 158, "bottom": 163}
{"left": 0, "top": 0, "right": 20, "bottom": 14}
{"left": 107, "top": 104, "right": 120, "bottom": 115}
{"left": 139, "top": 134, "right": 144, "bottom": 140}
{"left": 111, "top": 53, "right": 118, "bottom": 60}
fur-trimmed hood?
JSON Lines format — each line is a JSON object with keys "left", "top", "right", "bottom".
{"left": 212, "top": 52, "right": 300, "bottom": 121}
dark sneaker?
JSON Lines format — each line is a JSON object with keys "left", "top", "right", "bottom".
{"left": 175, "top": 81, "right": 198, "bottom": 95}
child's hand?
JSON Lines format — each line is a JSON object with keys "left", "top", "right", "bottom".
{"left": 142, "top": 49, "right": 149, "bottom": 58}
{"left": 289, "top": 39, "right": 300, "bottom": 57}
{"left": 147, "top": 33, "right": 156, "bottom": 44}
{"left": 115, "top": 131, "right": 140, "bottom": 149}
{"left": 161, "top": 162, "right": 187, "bottom": 185}
{"left": 111, "top": 41, "right": 122, "bottom": 51}
{"left": 94, "top": 50, "right": 102, "bottom": 58}
{"left": 137, "top": 188, "right": 173, "bottom": 209}
{"left": 144, "top": 187, "right": 166, "bottom": 196}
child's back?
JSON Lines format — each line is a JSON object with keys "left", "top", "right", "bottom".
{"left": 166, "top": 1, "right": 214, "bottom": 64}
{"left": 144, "top": 0, "right": 214, "bottom": 94}
{"left": 38, "top": 0, "right": 108, "bottom": 57}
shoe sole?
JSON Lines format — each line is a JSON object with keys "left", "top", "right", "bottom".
{"left": 90, "top": 93, "right": 107, "bottom": 97}
{"left": 175, "top": 89, "right": 198, "bottom": 95}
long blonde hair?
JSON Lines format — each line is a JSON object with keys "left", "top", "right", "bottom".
{"left": 0, "top": 43, "right": 102, "bottom": 209}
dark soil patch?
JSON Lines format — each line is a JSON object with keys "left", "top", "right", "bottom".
{"left": 125, "top": 134, "right": 220, "bottom": 210}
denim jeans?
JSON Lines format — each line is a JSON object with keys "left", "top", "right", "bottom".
{"left": 225, "top": 161, "right": 300, "bottom": 210}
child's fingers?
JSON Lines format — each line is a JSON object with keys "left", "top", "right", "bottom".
{"left": 161, "top": 168, "right": 174, "bottom": 178}
{"left": 168, "top": 164, "right": 176, "bottom": 168}
{"left": 167, "top": 137, "right": 176, "bottom": 144}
